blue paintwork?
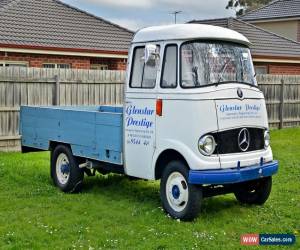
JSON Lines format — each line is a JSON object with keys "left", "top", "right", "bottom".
{"left": 61, "top": 164, "right": 70, "bottom": 175}
{"left": 188, "top": 160, "right": 279, "bottom": 185}
{"left": 172, "top": 185, "right": 180, "bottom": 199}
{"left": 20, "top": 105, "right": 124, "bottom": 165}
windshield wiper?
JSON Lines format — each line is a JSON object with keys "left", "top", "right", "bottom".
{"left": 192, "top": 66, "right": 200, "bottom": 87}
{"left": 216, "top": 58, "right": 232, "bottom": 85}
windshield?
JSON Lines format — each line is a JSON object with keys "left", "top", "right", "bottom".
{"left": 181, "top": 41, "right": 257, "bottom": 88}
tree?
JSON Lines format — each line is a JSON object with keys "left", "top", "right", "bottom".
{"left": 226, "top": 0, "right": 273, "bottom": 16}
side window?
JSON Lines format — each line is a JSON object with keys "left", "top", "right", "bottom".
{"left": 130, "top": 46, "right": 160, "bottom": 88}
{"left": 161, "top": 45, "right": 178, "bottom": 88}
{"left": 130, "top": 47, "right": 144, "bottom": 88}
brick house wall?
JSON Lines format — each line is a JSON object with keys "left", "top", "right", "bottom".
{"left": 269, "top": 63, "right": 300, "bottom": 75}
{"left": 254, "top": 62, "right": 300, "bottom": 75}
{"left": 0, "top": 51, "right": 127, "bottom": 70}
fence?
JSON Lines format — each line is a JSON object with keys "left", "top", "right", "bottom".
{"left": 0, "top": 67, "right": 299, "bottom": 151}
{"left": 0, "top": 67, "right": 125, "bottom": 151}
{"left": 257, "top": 74, "right": 300, "bottom": 128}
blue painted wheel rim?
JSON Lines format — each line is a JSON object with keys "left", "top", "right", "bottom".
{"left": 60, "top": 164, "right": 70, "bottom": 175}
{"left": 172, "top": 185, "right": 180, "bottom": 199}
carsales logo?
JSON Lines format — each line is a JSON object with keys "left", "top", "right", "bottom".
{"left": 241, "top": 234, "right": 296, "bottom": 246}
{"left": 241, "top": 234, "right": 259, "bottom": 245}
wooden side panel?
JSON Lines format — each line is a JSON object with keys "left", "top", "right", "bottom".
{"left": 20, "top": 106, "right": 123, "bottom": 165}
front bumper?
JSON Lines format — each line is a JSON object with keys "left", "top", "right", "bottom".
{"left": 188, "top": 160, "right": 278, "bottom": 185}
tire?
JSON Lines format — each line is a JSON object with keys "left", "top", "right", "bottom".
{"left": 51, "top": 145, "right": 84, "bottom": 193}
{"left": 234, "top": 177, "right": 272, "bottom": 205}
{"left": 160, "top": 160, "right": 202, "bottom": 221}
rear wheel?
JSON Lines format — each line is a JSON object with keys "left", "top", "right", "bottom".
{"left": 160, "top": 161, "right": 202, "bottom": 221}
{"left": 234, "top": 177, "right": 272, "bottom": 205}
{"left": 51, "top": 145, "right": 84, "bottom": 193}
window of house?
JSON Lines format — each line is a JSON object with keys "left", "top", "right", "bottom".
{"left": 43, "top": 64, "right": 55, "bottom": 69}
{"left": 130, "top": 46, "right": 160, "bottom": 88}
{"left": 43, "top": 63, "right": 71, "bottom": 69}
{"left": 0, "top": 61, "right": 28, "bottom": 67}
{"left": 90, "top": 64, "right": 109, "bottom": 70}
{"left": 254, "top": 65, "right": 268, "bottom": 75}
{"left": 161, "top": 45, "right": 178, "bottom": 88}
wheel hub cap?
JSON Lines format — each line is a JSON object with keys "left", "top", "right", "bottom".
{"left": 172, "top": 185, "right": 180, "bottom": 199}
{"left": 60, "top": 164, "right": 70, "bottom": 175}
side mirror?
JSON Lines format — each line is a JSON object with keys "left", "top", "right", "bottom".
{"left": 145, "top": 44, "right": 159, "bottom": 66}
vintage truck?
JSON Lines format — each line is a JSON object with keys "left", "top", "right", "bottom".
{"left": 20, "top": 24, "right": 279, "bottom": 220}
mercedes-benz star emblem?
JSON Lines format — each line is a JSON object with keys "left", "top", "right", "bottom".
{"left": 237, "top": 88, "right": 243, "bottom": 99}
{"left": 238, "top": 128, "right": 250, "bottom": 152}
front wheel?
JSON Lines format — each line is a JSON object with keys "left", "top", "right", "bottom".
{"left": 160, "top": 161, "right": 202, "bottom": 221}
{"left": 51, "top": 145, "right": 84, "bottom": 193}
{"left": 234, "top": 177, "right": 272, "bottom": 205}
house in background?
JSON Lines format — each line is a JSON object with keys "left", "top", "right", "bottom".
{"left": 240, "top": 0, "right": 300, "bottom": 42}
{"left": 0, "top": 0, "right": 133, "bottom": 70}
{"left": 189, "top": 18, "right": 300, "bottom": 75}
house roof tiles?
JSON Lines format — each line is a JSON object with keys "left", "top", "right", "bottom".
{"left": 0, "top": 0, "right": 133, "bottom": 53}
{"left": 240, "top": 0, "right": 300, "bottom": 21}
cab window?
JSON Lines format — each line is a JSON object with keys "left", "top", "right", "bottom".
{"left": 181, "top": 41, "right": 256, "bottom": 88}
{"left": 161, "top": 44, "right": 178, "bottom": 88}
{"left": 130, "top": 46, "right": 160, "bottom": 88}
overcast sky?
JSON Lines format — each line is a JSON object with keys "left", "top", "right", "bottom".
{"left": 62, "top": 0, "right": 236, "bottom": 31}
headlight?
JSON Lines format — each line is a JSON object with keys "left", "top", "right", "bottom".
{"left": 198, "top": 135, "right": 216, "bottom": 156}
{"left": 264, "top": 130, "right": 270, "bottom": 148}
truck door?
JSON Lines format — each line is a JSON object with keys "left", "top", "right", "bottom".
{"left": 124, "top": 45, "right": 160, "bottom": 179}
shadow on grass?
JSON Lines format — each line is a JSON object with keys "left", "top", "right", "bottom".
{"left": 80, "top": 173, "right": 241, "bottom": 216}
{"left": 82, "top": 174, "right": 160, "bottom": 204}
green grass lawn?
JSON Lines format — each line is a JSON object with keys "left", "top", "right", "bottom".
{"left": 0, "top": 128, "right": 299, "bottom": 250}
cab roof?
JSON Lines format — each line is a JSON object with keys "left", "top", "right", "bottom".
{"left": 132, "top": 24, "right": 251, "bottom": 46}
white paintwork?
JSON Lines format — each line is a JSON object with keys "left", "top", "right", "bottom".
{"left": 132, "top": 24, "right": 251, "bottom": 46}
{"left": 124, "top": 25, "right": 273, "bottom": 180}
{"left": 124, "top": 97, "right": 157, "bottom": 179}
{"left": 56, "top": 153, "right": 70, "bottom": 185}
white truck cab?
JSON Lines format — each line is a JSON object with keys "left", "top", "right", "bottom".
{"left": 124, "top": 24, "right": 278, "bottom": 219}
{"left": 21, "top": 24, "right": 278, "bottom": 221}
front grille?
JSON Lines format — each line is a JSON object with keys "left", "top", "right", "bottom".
{"left": 212, "top": 128, "right": 264, "bottom": 155}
